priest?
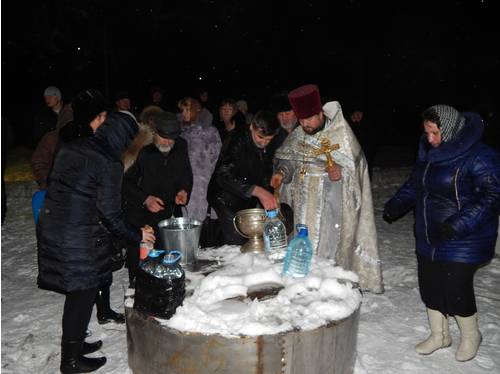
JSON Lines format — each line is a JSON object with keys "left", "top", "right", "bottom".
{"left": 271, "top": 84, "right": 383, "bottom": 293}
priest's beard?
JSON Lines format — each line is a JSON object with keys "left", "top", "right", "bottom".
{"left": 303, "top": 120, "right": 326, "bottom": 135}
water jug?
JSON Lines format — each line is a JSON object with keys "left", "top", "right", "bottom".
{"left": 263, "top": 208, "right": 287, "bottom": 263}
{"left": 283, "top": 224, "right": 313, "bottom": 278}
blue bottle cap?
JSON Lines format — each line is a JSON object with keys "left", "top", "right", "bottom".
{"left": 148, "top": 250, "right": 161, "bottom": 258}
{"left": 296, "top": 224, "right": 308, "bottom": 237}
{"left": 266, "top": 209, "right": 279, "bottom": 218}
{"left": 162, "top": 250, "right": 182, "bottom": 264}
{"left": 148, "top": 249, "right": 166, "bottom": 258}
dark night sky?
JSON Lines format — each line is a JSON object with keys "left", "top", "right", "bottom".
{"left": 2, "top": 0, "right": 499, "bottom": 147}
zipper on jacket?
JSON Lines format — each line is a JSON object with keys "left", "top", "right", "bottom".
{"left": 423, "top": 162, "right": 431, "bottom": 247}
{"left": 454, "top": 167, "right": 461, "bottom": 210}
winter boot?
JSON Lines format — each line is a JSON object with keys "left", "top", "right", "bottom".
{"left": 81, "top": 340, "right": 103, "bottom": 355}
{"left": 95, "top": 287, "right": 125, "bottom": 325}
{"left": 455, "top": 313, "right": 482, "bottom": 361}
{"left": 60, "top": 340, "right": 106, "bottom": 373}
{"left": 415, "top": 308, "right": 452, "bottom": 355}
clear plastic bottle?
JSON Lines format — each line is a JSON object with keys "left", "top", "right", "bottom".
{"left": 153, "top": 250, "right": 184, "bottom": 280}
{"left": 152, "top": 250, "right": 186, "bottom": 319}
{"left": 283, "top": 224, "right": 313, "bottom": 277}
{"left": 140, "top": 249, "right": 164, "bottom": 275}
{"left": 263, "top": 209, "right": 288, "bottom": 263}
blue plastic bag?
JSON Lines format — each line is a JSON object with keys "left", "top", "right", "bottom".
{"left": 32, "top": 189, "right": 47, "bottom": 224}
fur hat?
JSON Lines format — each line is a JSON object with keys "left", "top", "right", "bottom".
{"left": 288, "top": 84, "right": 322, "bottom": 119}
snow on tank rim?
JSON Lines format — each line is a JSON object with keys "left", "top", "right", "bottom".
{"left": 152, "top": 245, "right": 362, "bottom": 337}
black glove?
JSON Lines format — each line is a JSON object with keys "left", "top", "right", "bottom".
{"left": 382, "top": 204, "right": 398, "bottom": 224}
{"left": 429, "top": 222, "right": 456, "bottom": 245}
{"left": 383, "top": 211, "right": 395, "bottom": 224}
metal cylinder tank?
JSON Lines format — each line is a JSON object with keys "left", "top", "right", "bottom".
{"left": 126, "top": 305, "right": 359, "bottom": 374}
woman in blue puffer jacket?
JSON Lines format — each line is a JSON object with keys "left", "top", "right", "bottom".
{"left": 383, "top": 105, "right": 500, "bottom": 362}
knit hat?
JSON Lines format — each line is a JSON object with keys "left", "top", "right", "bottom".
{"left": 43, "top": 86, "right": 62, "bottom": 100}
{"left": 428, "top": 105, "right": 465, "bottom": 142}
{"left": 288, "top": 84, "right": 322, "bottom": 119}
{"left": 152, "top": 112, "right": 181, "bottom": 139}
{"left": 71, "top": 89, "right": 109, "bottom": 125}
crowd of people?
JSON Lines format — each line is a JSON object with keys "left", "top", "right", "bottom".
{"left": 25, "top": 83, "right": 500, "bottom": 373}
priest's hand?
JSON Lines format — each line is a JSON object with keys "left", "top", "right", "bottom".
{"left": 270, "top": 172, "right": 284, "bottom": 189}
{"left": 252, "top": 186, "right": 278, "bottom": 210}
{"left": 175, "top": 190, "right": 188, "bottom": 205}
{"left": 144, "top": 195, "right": 165, "bottom": 213}
{"left": 326, "top": 164, "right": 342, "bottom": 181}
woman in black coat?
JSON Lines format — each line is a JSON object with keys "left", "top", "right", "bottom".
{"left": 37, "top": 112, "right": 155, "bottom": 373}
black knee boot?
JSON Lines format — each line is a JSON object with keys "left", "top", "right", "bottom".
{"left": 60, "top": 340, "right": 106, "bottom": 373}
{"left": 95, "top": 287, "right": 125, "bottom": 324}
{"left": 81, "top": 340, "right": 103, "bottom": 355}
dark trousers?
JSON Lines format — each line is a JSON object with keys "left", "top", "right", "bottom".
{"left": 62, "top": 288, "right": 99, "bottom": 341}
{"left": 126, "top": 242, "right": 140, "bottom": 285}
{"left": 211, "top": 199, "right": 246, "bottom": 246}
{"left": 417, "top": 254, "right": 479, "bottom": 317}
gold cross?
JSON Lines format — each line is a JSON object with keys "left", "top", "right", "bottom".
{"left": 310, "top": 138, "right": 340, "bottom": 168}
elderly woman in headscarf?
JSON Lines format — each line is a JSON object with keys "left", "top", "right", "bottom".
{"left": 383, "top": 105, "right": 500, "bottom": 362}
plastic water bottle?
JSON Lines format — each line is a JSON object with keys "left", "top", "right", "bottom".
{"left": 263, "top": 209, "right": 288, "bottom": 263}
{"left": 153, "top": 250, "right": 184, "bottom": 280}
{"left": 152, "top": 250, "right": 186, "bottom": 319}
{"left": 140, "top": 249, "right": 164, "bottom": 275}
{"left": 283, "top": 224, "right": 313, "bottom": 277}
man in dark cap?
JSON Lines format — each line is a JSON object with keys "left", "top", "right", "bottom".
{"left": 271, "top": 84, "right": 383, "bottom": 294}
{"left": 269, "top": 91, "right": 299, "bottom": 149}
{"left": 114, "top": 90, "right": 132, "bottom": 112}
{"left": 122, "top": 112, "right": 193, "bottom": 286}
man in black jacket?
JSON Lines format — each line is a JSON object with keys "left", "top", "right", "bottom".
{"left": 122, "top": 112, "right": 193, "bottom": 284}
{"left": 208, "top": 110, "right": 280, "bottom": 245}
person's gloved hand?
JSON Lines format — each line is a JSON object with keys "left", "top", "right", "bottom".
{"left": 382, "top": 205, "right": 398, "bottom": 224}
{"left": 429, "top": 222, "right": 456, "bottom": 245}
{"left": 382, "top": 211, "right": 394, "bottom": 224}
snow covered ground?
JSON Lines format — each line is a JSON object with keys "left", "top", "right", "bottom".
{"left": 2, "top": 168, "right": 499, "bottom": 373}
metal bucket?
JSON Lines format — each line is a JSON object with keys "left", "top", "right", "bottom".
{"left": 158, "top": 217, "right": 202, "bottom": 265}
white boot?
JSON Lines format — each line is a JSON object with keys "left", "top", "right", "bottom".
{"left": 415, "top": 308, "right": 452, "bottom": 355}
{"left": 455, "top": 313, "right": 482, "bottom": 361}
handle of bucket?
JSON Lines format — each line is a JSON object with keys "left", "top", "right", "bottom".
{"left": 163, "top": 250, "right": 182, "bottom": 264}
{"left": 233, "top": 216, "right": 250, "bottom": 239}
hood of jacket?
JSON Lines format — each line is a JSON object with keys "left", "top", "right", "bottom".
{"left": 93, "top": 112, "right": 139, "bottom": 161}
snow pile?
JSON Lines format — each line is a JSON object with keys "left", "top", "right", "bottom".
{"left": 163, "top": 246, "right": 361, "bottom": 336}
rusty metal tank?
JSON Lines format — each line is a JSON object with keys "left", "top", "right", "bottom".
{"left": 125, "top": 304, "right": 360, "bottom": 374}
